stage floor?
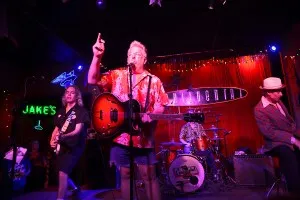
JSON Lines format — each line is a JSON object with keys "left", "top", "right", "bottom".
{"left": 12, "top": 186, "right": 289, "bottom": 200}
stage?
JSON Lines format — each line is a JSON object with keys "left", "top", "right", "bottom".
{"left": 12, "top": 186, "right": 288, "bottom": 200}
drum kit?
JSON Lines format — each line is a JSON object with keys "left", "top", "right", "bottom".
{"left": 157, "top": 113, "right": 235, "bottom": 195}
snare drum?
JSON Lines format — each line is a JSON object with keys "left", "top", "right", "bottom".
{"left": 168, "top": 154, "right": 205, "bottom": 193}
{"left": 192, "top": 136, "right": 210, "bottom": 151}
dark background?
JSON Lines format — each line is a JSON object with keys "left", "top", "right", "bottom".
{"left": 1, "top": 0, "right": 300, "bottom": 190}
{"left": 2, "top": 0, "right": 300, "bottom": 94}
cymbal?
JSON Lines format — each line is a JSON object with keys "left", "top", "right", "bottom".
{"left": 203, "top": 128, "right": 224, "bottom": 131}
{"left": 211, "top": 137, "right": 224, "bottom": 141}
{"left": 160, "top": 141, "right": 185, "bottom": 147}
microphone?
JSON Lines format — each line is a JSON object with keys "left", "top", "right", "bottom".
{"left": 127, "top": 63, "right": 135, "bottom": 70}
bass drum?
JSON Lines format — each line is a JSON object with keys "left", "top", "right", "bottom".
{"left": 168, "top": 154, "right": 205, "bottom": 193}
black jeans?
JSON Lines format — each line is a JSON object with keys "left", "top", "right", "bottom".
{"left": 266, "top": 145, "right": 300, "bottom": 194}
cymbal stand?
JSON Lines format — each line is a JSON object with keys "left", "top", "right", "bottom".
{"left": 213, "top": 139, "right": 236, "bottom": 188}
{"left": 210, "top": 116, "right": 236, "bottom": 187}
{"left": 156, "top": 146, "right": 175, "bottom": 195}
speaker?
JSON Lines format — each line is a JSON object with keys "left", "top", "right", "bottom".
{"left": 233, "top": 154, "right": 276, "bottom": 186}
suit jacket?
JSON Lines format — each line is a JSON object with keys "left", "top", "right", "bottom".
{"left": 254, "top": 99, "right": 299, "bottom": 152}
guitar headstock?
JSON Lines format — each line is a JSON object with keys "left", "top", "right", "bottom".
{"left": 183, "top": 112, "right": 205, "bottom": 123}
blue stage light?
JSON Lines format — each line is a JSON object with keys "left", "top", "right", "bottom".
{"left": 270, "top": 45, "right": 277, "bottom": 52}
{"left": 77, "top": 65, "right": 83, "bottom": 71}
{"left": 96, "top": 0, "right": 104, "bottom": 7}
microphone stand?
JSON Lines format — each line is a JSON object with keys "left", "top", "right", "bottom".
{"left": 6, "top": 76, "right": 36, "bottom": 199}
{"left": 128, "top": 65, "right": 134, "bottom": 200}
{"left": 5, "top": 97, "right": 22, "bottom": 200}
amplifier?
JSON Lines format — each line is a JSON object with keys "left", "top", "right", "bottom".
{"left": 233, "top": 154, "right": 276, "bottom": 186}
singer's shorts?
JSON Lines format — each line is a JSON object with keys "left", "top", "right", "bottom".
{"left": 110, "top": 144, "right": 157, "bottom": 168}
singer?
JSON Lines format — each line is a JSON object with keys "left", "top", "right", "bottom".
{"left": 50, "top": 85, "right": 90, "bottom": 200}
{"left": 88, "top": 34, "right": 169, "bottom": 200}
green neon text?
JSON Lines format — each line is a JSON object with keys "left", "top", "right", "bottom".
{"left": 22, "top": 105, "right": 56, "bottom": 116}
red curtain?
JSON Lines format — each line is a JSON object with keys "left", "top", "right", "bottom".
{"left": 149, "top": 54, "right": 272, "bottom": 155}
{"left": 282, "top": 56, "right": 300, "bottom": 127}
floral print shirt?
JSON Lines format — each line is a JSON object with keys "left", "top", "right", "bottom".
{"left": 97, "top": 68, "right": 169, "bottom": 148}
{"left": 179, "top": 122, "right": 206, "bottom": 143}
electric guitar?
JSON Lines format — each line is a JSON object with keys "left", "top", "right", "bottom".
{"left": 91, "top": 93, "right": 205, "bottom": 139}
{"left": 54, "top": 111, "right": 75, "bottom": 154}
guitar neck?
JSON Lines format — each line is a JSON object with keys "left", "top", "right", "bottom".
{"left": 147, "top": 113, "right": 183, "bottom": 121}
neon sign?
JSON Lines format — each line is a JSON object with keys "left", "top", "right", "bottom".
{"left": 22, "top": 105, "right": 56, "bottom": 116}
{"left": 34, "top": 120, "right": 43, "bottom": 131}
{"left": 51, "top": 70, "right": 77, "bottom": 88}
{"left": 167, "top": 87, "right": 248, "bottom": 106}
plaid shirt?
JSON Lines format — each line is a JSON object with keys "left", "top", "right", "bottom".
{"left": 97, "top": 68, "right": 169, "bottom": 148}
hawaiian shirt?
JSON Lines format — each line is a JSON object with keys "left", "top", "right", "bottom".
{"left": 97, "top": 68, "right": 169, "bottom": 148}
{"left": 179, "top": 122, "right": 206, "bottom": 143}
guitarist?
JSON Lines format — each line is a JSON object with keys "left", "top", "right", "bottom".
{"left": 50, "top": 85, "right": 90, "bottom": 200}
{"left": 88, "top": 34, "right": 169, "bottom": 200}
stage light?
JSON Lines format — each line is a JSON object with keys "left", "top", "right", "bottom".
{"left": 270, "top": 45, "right": 277, "bottom": 52}
{"left": 208, "top": 0, "right": 227, "bottom": 10}
{"left": 149, "top": 0, "right": 162, "bottom": 7}
{"left": 208, "top": 0, "right": 214, "bottom": 9}
{"left": 96, "top": 0, "right": 105, "bottom": 7}
{"left": 77, "top": 65, "right": 83, "bottom": 71}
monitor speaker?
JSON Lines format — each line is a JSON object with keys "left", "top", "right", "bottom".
{"left": 233, "top": 154, "right": 276, "bottom": 186}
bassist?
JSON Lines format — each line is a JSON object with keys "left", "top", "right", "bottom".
{"left": 50, "top": 85, "right": 90, "bottom": 200}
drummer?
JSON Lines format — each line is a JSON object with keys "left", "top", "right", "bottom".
{"left": 179, "top": 122, "right": 218, "bottom": 180}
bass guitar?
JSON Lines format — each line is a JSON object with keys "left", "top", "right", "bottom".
{"left": 91, "top": 93, "right": 204, "bottom": 139}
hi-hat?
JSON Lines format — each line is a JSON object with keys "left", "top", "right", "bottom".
{"left": 203, "top": 127, "right": 224, "bottom": 132}
{"left": 160, "top": 141, "right": 185, "bottom": 147}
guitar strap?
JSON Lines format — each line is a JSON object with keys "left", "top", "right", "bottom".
{"left": 55, "top": 108, "right": 76, "bottom": 154}
{"left": 60, "top": 108, "right": 75, "bottom": 133}
{"left": 143, "top": 75, "right": 152, "bottom": 113}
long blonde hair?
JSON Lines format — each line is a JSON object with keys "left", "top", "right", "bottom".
{"left": 61, "top": 85, "right": 84, "bottom": 107}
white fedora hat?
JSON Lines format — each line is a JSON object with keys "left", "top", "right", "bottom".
{"left": 259, "top": 77, "right": 285, "bottom": 90}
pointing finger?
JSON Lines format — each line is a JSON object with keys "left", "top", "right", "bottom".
{"left": 97, "top": 33, "right": 101, "bottom": 43}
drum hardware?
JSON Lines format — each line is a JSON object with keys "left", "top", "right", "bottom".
{"left": 192, "top": 136, "right": 211, "bottom": 152}
{"left": 157, "top": 113, "right": 236, "bottom": 195}
{"left": 202, "top": 127, "right": 225, "bottom": 132}
{"left": 160, "top": 141, "right": 185, "bottom": 147}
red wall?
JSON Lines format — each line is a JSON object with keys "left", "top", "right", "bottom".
{"left": 150, "top": 54, "right": 272, "bottom": 155}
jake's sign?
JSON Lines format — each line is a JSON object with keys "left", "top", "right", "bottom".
{"left": 22, "top": 104, "right": 57, "bottom": 116}
{"left": 167, "top": 87, "right": 248, "bottom": 106}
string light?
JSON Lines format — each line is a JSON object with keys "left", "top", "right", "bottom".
{"left": 150, "top": 54, "right": 267, "bottom": 72}
{"left": 2, "top": 90, "right": 12, "bottom": 131}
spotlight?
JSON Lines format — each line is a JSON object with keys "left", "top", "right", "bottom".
{"left": 208, "top": 0, "right": 227, "bottom": 10}
{"left": 149, "top": 0, "right": 162, "bottom": 7}
{"left": 269, "top": 45, "right": 277, "bottom": 52}
{"left": 96, "top": 0, "right": 105, "bottom": 8}
{"left": 208, "top": 0, "right": 214, "bottom": 9}
{"left": 77, "top": 65, "right": 83, "bottom": 71}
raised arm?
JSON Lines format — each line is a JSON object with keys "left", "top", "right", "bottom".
{"left": 88, "top": 33, "right": 105, "bottom": 84}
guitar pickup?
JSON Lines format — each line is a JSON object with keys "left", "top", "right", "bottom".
{"left": 110, "top": 109, "right": 118, "bottom": 122}
{"left": 100, "top": 110, "right": 103, "bottom": 120}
